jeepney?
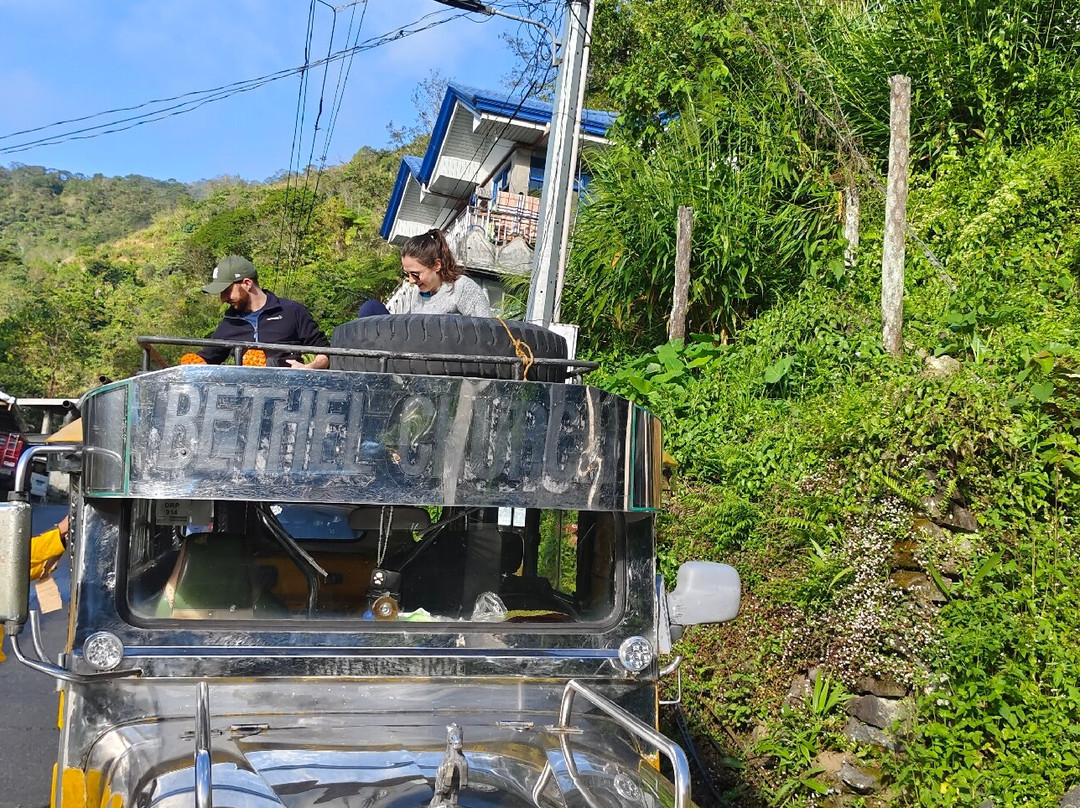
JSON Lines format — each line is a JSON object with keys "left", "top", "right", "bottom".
{"left": 0, "top": 322, "right": 741, "bottom": 808}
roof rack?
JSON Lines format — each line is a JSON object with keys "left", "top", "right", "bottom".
{"left": 136, "top": 336, "right": 599, "bottom": 381}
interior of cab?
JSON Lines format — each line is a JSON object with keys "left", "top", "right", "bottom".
{"left": 124, "top": 499, "right": 621, "bottom": 625}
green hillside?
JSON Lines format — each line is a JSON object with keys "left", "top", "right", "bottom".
{"left": 0, "top": 165, "right": 191, "bottom": 266}
{"left": 564, "top": 0, "right": 1080, "bottom": 804}
{"left": 0, "top": 148, "right": 405, "bottom": 396}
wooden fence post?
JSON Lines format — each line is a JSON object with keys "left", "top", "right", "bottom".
{"left": 882, "top": 75, "right": 910, "bottom": 359}
{"left": 844, "top": 185, "right": 860, "bottom": 269}
{"left": 669, "top": 205, "right": 693, "bottom": 342}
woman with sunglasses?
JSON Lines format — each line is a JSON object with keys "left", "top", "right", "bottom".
{"left": 387, "top": 229, "right": 492, "bottom": 318}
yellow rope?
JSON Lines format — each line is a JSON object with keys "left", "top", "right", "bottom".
{"left": 496, "top": 318, "right": 535, "bottom": 380}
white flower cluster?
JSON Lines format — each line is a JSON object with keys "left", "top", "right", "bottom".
{"left": 784, "top": 497, "right": 942, "bottom": 688}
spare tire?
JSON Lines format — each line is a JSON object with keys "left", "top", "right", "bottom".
{"left": 330, "top": 315, "right": 568, "bottom": 382}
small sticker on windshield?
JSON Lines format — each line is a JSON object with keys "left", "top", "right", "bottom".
{"left": 156, "top": 500, "right": 213, "bottom": 526}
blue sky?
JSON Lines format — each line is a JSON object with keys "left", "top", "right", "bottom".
{"left": 0, "top": 1, "right": 543, "bottom": 183}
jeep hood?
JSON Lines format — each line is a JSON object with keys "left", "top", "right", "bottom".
{"left": 86, "top": 713, "right": 676, "bottom": 808}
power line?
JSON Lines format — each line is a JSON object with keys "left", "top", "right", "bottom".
{"left": 0, "top": 8, "right": 466, "bottom": 157}
{"left": 281, "top": 0, "right": 372, "bottom": 294}
{"left": 275, "top": 0, "right": 321, "bottom": 277}
{"left": 321, "top": 0, "right": 370, "bottom": 165}
{"left": 457, "top": 2, "right": 561, "bottom": 192}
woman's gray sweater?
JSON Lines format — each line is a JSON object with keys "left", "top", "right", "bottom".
{"left": 387, "top": 275, "right": 492, "bottom": 317}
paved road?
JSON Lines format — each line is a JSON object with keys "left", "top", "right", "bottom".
{"left": 0, "top": 504, "right": 70, "bottom": 808}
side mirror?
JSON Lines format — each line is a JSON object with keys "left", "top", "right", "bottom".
{"left": 0, "top": 498, "right": 33, "bottom": 635}
{"left": 667, "top": 561, "right": 741, "bottom": 627}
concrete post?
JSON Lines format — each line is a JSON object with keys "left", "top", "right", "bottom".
{"left": 525, "top": 0, "right": 594, "bottom": 327}
{"left": 882, "top": 75, "right": 910, "bottom": 359}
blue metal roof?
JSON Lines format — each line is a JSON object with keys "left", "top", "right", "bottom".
{"left": 380, "top": 84, "right": 617, "bottom": 240}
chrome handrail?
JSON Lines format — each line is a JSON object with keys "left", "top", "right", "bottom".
{"left": 136, "top": 336, "right": 599, "bottom": 376}
{"left": 12, "top": 444, "right": 81, "bottom": 495}
{"left": 195, "top": 681, "right": 213, "bottom": 808}
{"left": 556, "top": 679, "right": 691, "bottom": 808}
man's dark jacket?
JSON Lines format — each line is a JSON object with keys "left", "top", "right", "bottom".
{"left": 197, "top": 291, "right": 330, "bottom": 366}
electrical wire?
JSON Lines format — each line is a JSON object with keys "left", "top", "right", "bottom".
{"left": 275, "top": 0, "right": 321, "bottom": 279}
{"left": 0, "top": 8, "right": 466, "bottom": 156}
{"left": 321, "top": 0, "right": 370, "bottom": 167}
{"left": 282, "top": 0, "right": 371, "bottom": 293}
{"left": 454, "top": 2, "right": 560, "bottom": 200}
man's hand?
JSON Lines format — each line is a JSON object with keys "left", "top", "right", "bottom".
{"left": 286, "top": 354, "right": 330, "bottom": 370}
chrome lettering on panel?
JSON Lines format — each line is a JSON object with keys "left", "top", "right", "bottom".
{"left": 119, "top": 367, "right": 633, "bottom": 509}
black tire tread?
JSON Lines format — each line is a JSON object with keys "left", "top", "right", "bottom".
{"left": 330, "top": 315, "right": 568, "bottom": 381}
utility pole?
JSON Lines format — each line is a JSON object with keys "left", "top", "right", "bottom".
{"left": 525, "top": 0, "right": 594, "bottom": 327}
{"left": 434, "top": 0, "right": 594, "bottom": 328}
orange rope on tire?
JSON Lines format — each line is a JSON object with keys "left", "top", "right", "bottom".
{"left": 496, "top": 318, "right": 535, "bottom": 380}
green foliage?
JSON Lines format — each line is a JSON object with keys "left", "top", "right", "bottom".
{"left": 0, "top": 165, "right": 190, "bottom": 265}
{"left": 896, "top": 544, "right": 1080, "bottom": 805}
{"left": 188, "top": 207, "right": 256, "bottom": 257}
{"left": 570, "top": 53, "right": 1080, "bottom": 793}
{"left": 566, "top": 8, "right": 844, "bottom": 349}
{"left": 833, "top": 0, "right": 1080, "bottom": 169}
{"left": 753, "top": 676, "right": 853, "bottom": 803}
{"left": 0, "top": 145, "right": 403, "bottom": 395}
{"left": 593, "top": 121, "right": 1080, "bottom": 803}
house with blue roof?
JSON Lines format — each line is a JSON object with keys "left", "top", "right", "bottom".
{"left": 380, "top": 83, "right": 616, "bottom": 311}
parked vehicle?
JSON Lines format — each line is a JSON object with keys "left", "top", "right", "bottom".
{"left": 0, "top": 395, "right": 37, "bottom": 491}
{"left": 0, "top": 319, "right": 741, "bottom": 808}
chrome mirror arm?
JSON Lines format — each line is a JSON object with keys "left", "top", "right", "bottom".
{"left": 11, "top": 610, "right": 142, "bottom": 683}
{"left": 29, "top": 609, "right": 49, "bottom": 663}
{"left": 659, "top": 656, "right": 683, "bottom": 706}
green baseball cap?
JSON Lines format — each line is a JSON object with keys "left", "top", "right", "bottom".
{"left": 202, "top": 256, "right": 257, "bottom": 294}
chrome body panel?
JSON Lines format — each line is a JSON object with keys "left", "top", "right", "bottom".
{"left": 42, "top": 367, "right": 695, "bottom": 807}
{"left": 64, "top": 503, "right": 658, "bottom": 674}
{"left": 53, "top": 478, "right": 670, "bottom": 807}
{"left": 83, "top": 367, "right": 661, "bottom": 512}
{"left": 61, "top": 680, "right": 682, "bottom": 808}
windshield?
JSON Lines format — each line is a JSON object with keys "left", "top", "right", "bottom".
{"left": 124, "top": 499, "right": 621, "bottom": 625}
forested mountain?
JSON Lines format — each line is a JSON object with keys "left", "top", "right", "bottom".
{"left": 1, "top": 0, "right": 1078, "bottom": 804}
{"left": 0, "top": 165, "right": 191, "bottom": 265}
{"left": 0, "top": 147, "right": 405, "bottom": 396}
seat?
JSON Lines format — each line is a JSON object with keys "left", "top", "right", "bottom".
{"left": 149, "top": 533, "right": 286, "bottom": 619}
{"left": 399, "top": 523, "right": 505, "bottom": 618}
{"left": 497, "top": 532, "right": 578, "bottom": 621}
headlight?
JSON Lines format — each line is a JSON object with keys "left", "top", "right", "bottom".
{"left": 618, "top": 635, "right": 654, "bottom": 674}
{"left": 83, "top": 632, "right": 124, "bottom": 671}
